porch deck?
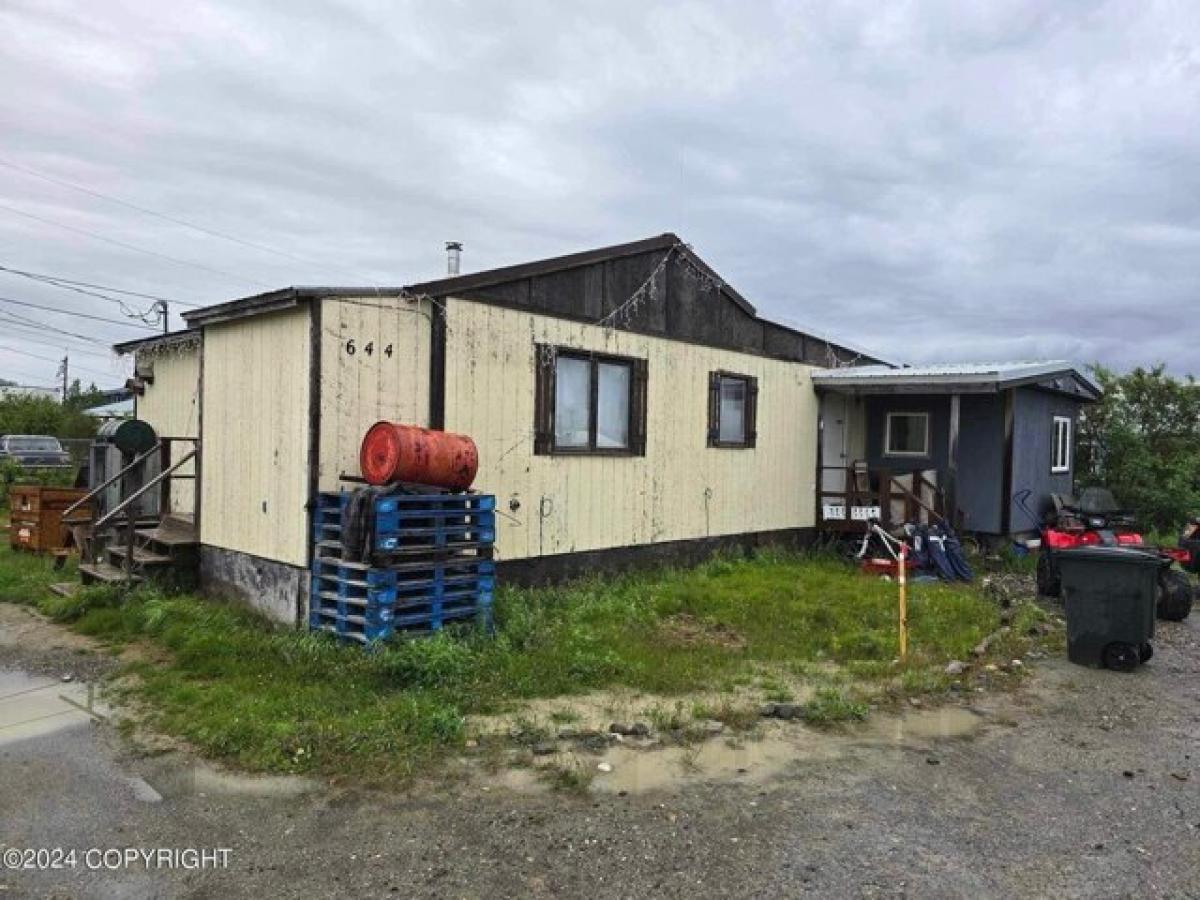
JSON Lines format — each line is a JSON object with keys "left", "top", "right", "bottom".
{"left": 818, "top": 465, "right": 949, "bottom": 532}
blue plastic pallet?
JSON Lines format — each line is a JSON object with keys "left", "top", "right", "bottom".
{"left": 315, "top": 491, "right": 496, "bottom": 553}
{"left": 309, "top": 600, "right": 491, "bottom": 642}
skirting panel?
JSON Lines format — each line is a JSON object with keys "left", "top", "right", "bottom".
{"left": 496, "top": 528, "right": 817, "bottom": 586}
{"left": 199, "top": 545, "right": 306, "bottom": 625}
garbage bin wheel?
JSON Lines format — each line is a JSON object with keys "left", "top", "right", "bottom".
{"left": 1139, "top": 642, "right": 1154, "bottom": 663}
{"left": 1156, "top": 568, "right": 1194, "bottom": 622}
{"left": 1102, "top": 642, "right": 1140, "bottom": 672}
{"left": 1036, "top": 550, "right": 1061, "bottom": 598}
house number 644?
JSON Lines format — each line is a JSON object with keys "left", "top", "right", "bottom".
{"left": 344, "top": 340, "right": 393, "bottom": 358}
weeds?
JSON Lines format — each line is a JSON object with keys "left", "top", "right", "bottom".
{"left": 802, "top": 688, "right": 869, "bottom": 725}
{"left": 539, "top": 760, "right": 594, "bottom": 794}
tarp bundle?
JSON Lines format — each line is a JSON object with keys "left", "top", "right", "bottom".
{"left": 910, "top": 524, "right": 974, "bottom": 582}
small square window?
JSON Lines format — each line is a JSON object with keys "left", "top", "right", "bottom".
{"left": 707, "top": 371, "right": 758, "bottom": 448}
{"left": 1052, "top": 416, "right": 1072, "bottom": 473}
{"left": 884, "top": 412, "right": 930, "bottom": 457}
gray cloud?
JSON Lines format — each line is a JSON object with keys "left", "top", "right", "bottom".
{"left": 1, "top": 0, "right": 1198, "bottom": 388}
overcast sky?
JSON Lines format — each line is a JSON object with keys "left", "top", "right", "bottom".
{"left": 1, "top": 0, "right": 1198, "bottom": 389}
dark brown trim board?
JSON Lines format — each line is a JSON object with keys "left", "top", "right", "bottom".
{"left": 195, "top": 332, "right": 205, "bottom": 541}
{"left": 305, "top": 298, "right": 323, "bottom": 610}
{"left": 429, "top": 300, "right": 446, "bottom": 430}
{"left": 496, "top": 528, "right": 817, "bottom": 586}
{"left": 1000, "top": 387, "right": 1016, "bottom": 535}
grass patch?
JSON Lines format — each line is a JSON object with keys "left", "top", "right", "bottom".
{"left": 0, "top": 541, "right": 1006, "bottom": 778}
{"left": 539, "top": 759, "right": 594, "bottom": 794}
{"left": 802, "top": 688, "right": 869, "bottom": 725}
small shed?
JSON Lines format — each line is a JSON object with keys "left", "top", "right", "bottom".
{"left": 812, "top": 362, "right": 1100, "bottom": 537}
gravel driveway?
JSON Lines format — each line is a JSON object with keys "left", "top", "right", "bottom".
{"left": 1, "top": 602, "right": 1197, "bottom": 899}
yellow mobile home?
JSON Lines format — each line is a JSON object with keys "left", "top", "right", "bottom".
{"left": 121, "top": 234, "right": 878, "bottom": 622}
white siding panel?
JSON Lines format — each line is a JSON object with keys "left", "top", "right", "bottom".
{"left": 134, "top": 343, "right": 200, "bottom": 517}
{"left": 318, "top": 296, "right": 431, "bottom": 490}
{"left": 200, "top": 307, "right": 311, "bottom": 566}
{"left": 443, "top": 297, "right": 818, "bottom": 562}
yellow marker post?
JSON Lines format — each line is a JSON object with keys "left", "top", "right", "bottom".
{"left": 898, "top": 543, "right": 909, "bottom": 662}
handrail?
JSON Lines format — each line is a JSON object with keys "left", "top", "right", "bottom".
{"left": 887, "top": 476, "right": 944, "bottom": 523}
{"left": 94, "top": 450, "right": 196, "bottom": 530}
{"left": 62, "top": 444, "right": 161, "bottom": 519}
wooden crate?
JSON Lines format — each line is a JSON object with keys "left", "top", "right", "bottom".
{"left": 8, "top": 485, "right": 90, "bottom": 553}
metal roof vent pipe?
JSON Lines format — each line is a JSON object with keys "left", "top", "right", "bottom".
{"left": 445, "top": 241, "right": 462, "bottom": 276}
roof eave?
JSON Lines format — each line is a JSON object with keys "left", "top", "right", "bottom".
{"left": 113, "top": 328, "right": 203, "bottom": 356}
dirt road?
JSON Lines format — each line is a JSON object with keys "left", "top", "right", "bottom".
{"left": 1, "top": 602, "right": 1198, "bottom": 899}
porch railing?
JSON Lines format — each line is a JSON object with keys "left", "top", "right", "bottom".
{"left": 818, "top": 466, "right": 950, "bottom": 532}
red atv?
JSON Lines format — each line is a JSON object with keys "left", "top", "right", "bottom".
{"left": 1033, "top": 488, "right": 1194, "bottom": 621}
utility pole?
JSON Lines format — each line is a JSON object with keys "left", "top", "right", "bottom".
{"left": 58, "top": 354, "right": 68, "bottom": 402}
{"left": 155, "top": 300, "right": 169, "bottom": 334}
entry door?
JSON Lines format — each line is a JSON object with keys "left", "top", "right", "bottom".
{"left": 821, "top": 393, "right": 849, "bottom": 493}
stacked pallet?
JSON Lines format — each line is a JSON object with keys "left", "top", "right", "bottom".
{"left": 309, "top": 490, "right": 496, "bottom": 644}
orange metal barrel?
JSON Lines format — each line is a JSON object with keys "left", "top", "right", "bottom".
{"left": 359, "top": 422, "right": 479, "bottom": 490}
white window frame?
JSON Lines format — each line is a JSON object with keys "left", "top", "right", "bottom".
{"left": 1052, "top": 416, "right": 1072, "bottom": 474}
{"left": 884, "top": 411, "right": 930, "bottom": 458}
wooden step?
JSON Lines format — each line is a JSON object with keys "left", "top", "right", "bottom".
{"left": 134, "top": 520, "right": 198, "bottom": 548}
{"left": 108, "top": 547, "right": 173, "bottom": 567}
{"left": 49, "top": 582, "right": 81, "bottom": 598}
{"left": 79, "top": 562, "right": 143, "bottom": 586}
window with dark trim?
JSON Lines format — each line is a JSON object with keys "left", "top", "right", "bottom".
{"left": 533, "top": 346, "right": 648, "bottom": 455}
{"left": 707, "top": 371, "right": 758, "bottom": 448}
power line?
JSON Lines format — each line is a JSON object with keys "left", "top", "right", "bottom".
{"left": 0, "top": 200, "right": 275, "bottom": 290}
{"left": 0, "top": 294, "right": 156, "bottom": 330}
{"left": 0, "top": 156, "right": 380, "bottom": 287}
{"left": 0, "top": 266, "right": 159, "bottom": 324}
{"left": 0, "top": 263, "right": 170, "bottom": 322}
{"left": 0, "top": 263, "right": 200, "bottom": 308}
{"left": 0, "top": 323, "right": 117, "bottom": 358}
{"left": 0, "top": 308, "right": 119, "bottom": 347}
{"left": 0, "top": 341, "right": 117, "bottom": 381}
{"left": 0, "top": 363, "right": 60, "bottom": 388}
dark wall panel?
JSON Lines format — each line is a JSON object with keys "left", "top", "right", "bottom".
{"left": 865, "top": 396, "right": 951, "bottom": 473}
{"left": 1010, "top": 388, "right": 1083, "bottom": 529}
{"left": 957, "top": 395, "right": 1005, "bottom": 534}
{"left": 451, "top": 248, "right": 872, "bottom": 366}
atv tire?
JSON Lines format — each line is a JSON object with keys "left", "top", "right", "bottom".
{"left": 1036, "top": 550, "right": 1061, "bottom": 598}
{"left": 1156, "top": 568, "right": 1194, "bottom": 622}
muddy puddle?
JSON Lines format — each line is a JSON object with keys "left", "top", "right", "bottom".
{"left": 138, "top": 759, "right": 317, "bottom": 800}
{"left": 0, "top": 668, "right": 108, "bottom": 747}
{"left": 490, "top": 705, "right": 988, "bottom": 797}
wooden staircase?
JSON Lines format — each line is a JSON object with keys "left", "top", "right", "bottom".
{"left": 52, "top": 437, "right": 200, "bottom": 596}
{"left": 77, "top": 516, "right": 199, "bottom": 588}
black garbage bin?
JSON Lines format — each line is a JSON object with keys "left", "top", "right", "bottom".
{"left": 1057, "top": 547, "right": 1165, "bottom": 671}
